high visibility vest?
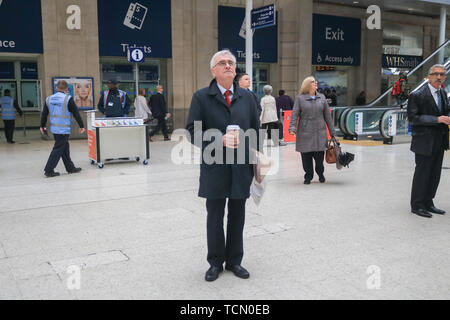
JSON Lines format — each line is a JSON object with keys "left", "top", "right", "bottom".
{"left": 0, "top": 96, "right": 16, "bottom": 120}
{"left": 103, "top": 90, "right": 126, "bottom": 108}
{"left": 47, "top": 92, "right": 72, "bottom": 135}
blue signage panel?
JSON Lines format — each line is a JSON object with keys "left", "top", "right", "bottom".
{"left": 21, "top": 62, "right": 38, "bottom": 79}
{"left": 128, "top": 48, "right": 145, "bottom": 63}
{"left": 0, "top": 62, "right": 15, "bottom": 79}
{"left": 97, "top": 0, "right": 172, "bottom": 58}
{"left": 312, "top": 14, "right": 361, "bottom": 66}
{"left": 0, "top": 0, "right": 43, "bottom": 53}
{"left": 382, "top": 54, "right": 423, "bottom": 69}
{"left": 251, "top": 4, "right": 276, "bottom": 30}
{"left": 218, "top": 6, "right": 278, "bottom": 63}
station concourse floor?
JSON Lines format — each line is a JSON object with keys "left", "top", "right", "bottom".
{"left": 0, "top": 130, "right": 449, "bottom": 300}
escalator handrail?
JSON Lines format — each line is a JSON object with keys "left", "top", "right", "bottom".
{"left": 366, "top": 39, "right": 450, "bottom": 107}
{"left": 344, "top": 106, "right": 400, "bottom": 136}
{"left": 379, "top": 108, "right": 408, "bottom": 139}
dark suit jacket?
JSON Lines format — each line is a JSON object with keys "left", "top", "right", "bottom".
{"left": 149, "top": 93, "right": 167, "bottom": 119}
{"left": 186, "top": 79, "right": 260, "bottom": 199}
{"left": 407, "top": 85, "right": 449, "bottom": 156}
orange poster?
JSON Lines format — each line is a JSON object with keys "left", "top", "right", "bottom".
{"left": 283, "top": 110, "right": 331, "bottom": 142}
{"left": 88, "top": 129, "right": 97, "bottom": 161}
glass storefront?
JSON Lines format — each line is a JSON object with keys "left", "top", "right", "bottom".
{"left": 0, "top": 60, "right": 40, "bottom": 110}
{"left": 100, "top": 59, "right": 161, "bottom": 102}
{"left": 313, "top": 66, "right": 349, "bottom": 106}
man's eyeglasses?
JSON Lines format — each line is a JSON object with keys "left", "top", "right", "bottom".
{"left": 214, "top": 60, "right": 236, "bottom": 68}
{"left": 430, "top": 72, "right": 446, "bottom": 77}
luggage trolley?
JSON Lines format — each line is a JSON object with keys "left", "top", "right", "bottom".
{"left": 86, "top": 111, "right": 150, "bottom": 168}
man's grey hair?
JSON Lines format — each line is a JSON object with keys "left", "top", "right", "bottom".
{"left": 210, "top": 49, "right": 237, "bottom": 69}
{"left": 263, "top": 85, "right": 273, "bottom": 95}
{"left": 428, "top": 64, "right": 446, "bottom": 75}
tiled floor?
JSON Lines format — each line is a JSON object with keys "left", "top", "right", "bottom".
{"left": 0, "top": 130, "right": 449, "bottom": 299}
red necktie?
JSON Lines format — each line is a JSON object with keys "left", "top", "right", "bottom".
{"left": 224, "top": 90, "right": 231, "bottom": 107}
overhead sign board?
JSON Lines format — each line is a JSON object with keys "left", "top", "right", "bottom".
{"left": 97, "top": 0, "right": 172, "bottom": 58}
{"left": 0, "top": 0, "right": 43, "bottom": 53}
{"left": 382, "top": 54, "right": 423, "bottom": 69}
{"left": 312, "top": 14, "right": 361, "bottom": 66}
{"left": 251, "top": 4, "right": 276, "bottom": 30}
{"left": 218, "top": 6, "right": 278, "bottom": 63}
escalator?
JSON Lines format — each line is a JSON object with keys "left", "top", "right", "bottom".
{"left": 334, "top": 39, "right": 450, "bottom": 140}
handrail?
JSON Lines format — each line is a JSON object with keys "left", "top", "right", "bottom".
{"left": 379, "top": 109, "right": 409, "bottom": 139}
{"left": 344, "top": 106, "right": 400, "bottom": 136}
{"left": 367, "top": 39, "right": 450, "bottom": 107}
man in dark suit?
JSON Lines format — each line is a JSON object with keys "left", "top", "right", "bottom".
{"left": 407, "top": 64, "right": 450, "bottom": 218}
{"left": 186, "top": 50, "right": 260, "bottom": 281}
{"left": 149, "top": 85, "right": 170, "bottom": 141}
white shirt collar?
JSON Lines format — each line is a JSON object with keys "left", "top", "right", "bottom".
{"left": 216, "top": 82, "right": 234, "bottom": 96}
{"left": 428, "top": 83, "right": 440, "bottom": 95}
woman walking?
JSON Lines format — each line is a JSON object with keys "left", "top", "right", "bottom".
{"left": 134, "top": 88, "right": 152, "bottom": 122}
{"left": 289, "top": 76, "right": 335, "bottom": 184}
{"left": 260, "top": 85, "right": 280, "bottom": 146}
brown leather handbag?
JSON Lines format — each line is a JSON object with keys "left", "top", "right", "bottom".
{"left": 325, "top": 139, "right": 338, "bottom": 164}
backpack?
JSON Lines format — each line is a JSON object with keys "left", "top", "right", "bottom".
{"left": 392, "top": 79, "right": 404, "bottom": 96}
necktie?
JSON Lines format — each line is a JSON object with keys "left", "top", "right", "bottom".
{"left": 436, "top": 90, "right": 443, "bottom": 113}
{"left": 224, "top": 90, "right": 231, "bottom": 107}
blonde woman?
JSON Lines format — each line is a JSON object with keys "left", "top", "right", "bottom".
{"left": 289, "top": 76, "right": 335, "bottom": 184}
{"left": 134, "top": 88, "right": 152, "bottom": 121}
{"left": 260, "top": 85, "right": 281, "bottom": 146}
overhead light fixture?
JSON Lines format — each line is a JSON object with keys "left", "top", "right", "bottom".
{"left": 353, "top": 1, "right": 359, "bottom": 3}
{"left": 408, "top": 8, "right": 414, "bottom": 11}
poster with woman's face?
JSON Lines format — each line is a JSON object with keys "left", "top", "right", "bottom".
{"left": 52, "top": 77, "right": 94, "bottom": 109}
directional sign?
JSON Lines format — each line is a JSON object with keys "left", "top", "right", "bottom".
{"left": 251, "top": 4, "right": 276, "bottom": 30}
{"left": 127, "top": 47, "right": 145, "bottom": 63}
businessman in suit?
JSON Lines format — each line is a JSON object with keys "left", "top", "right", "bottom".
{"left": 407, "top": 64, "right": 450, "bottom": 218}
{"left": 186, "top": 50, "right": 260, "bottom": 281}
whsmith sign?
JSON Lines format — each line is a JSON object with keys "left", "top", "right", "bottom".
{"left": 382, "top": 54, "right": 423, "bottom": 69}
{"left": 312, "top": 14, "right": 361, "bottom": 66}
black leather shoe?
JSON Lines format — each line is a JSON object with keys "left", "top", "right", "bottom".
{"left": 427, "top": 206, "right": 446, "bottom": 215}
{"left": 225, "top": 265, "right": 250, "bottom": 279}
{"left": 304, "top": 179, "right": 311, "bottom": 185}
{"left": 205, "top": 266, "right": 223, "bottom": 282}
{"left": 68, "top": 168, "right": 82, "bottom": 174}
{"left": 45, "top": 171, "right": 60, "bottom": 178}
{"left": 319, "top": 175, "right": 326, "bottom": 183}
{"left": 411, "top": 208, "right": 432, "bottom": 218}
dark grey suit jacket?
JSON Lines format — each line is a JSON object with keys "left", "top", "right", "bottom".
{"left": 407, "top": 85, "right": 449, "bottom": 156}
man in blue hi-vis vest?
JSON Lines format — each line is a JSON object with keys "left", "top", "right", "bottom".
{"left": 97, "top": 79, "right": 131, "bottom": 117}
{"left": 40, "top": 80, "right": 85, "bottom": 178}
{"left": 0, "top": 89, "right": 23, "bottom": 144}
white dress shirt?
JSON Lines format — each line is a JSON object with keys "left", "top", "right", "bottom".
{"left": 216, "top": 83, "right": 234, "bottom": 101}
{"left": 428, "top": 83, "right": 441, "bottom": 108}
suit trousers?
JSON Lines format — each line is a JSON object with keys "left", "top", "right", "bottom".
{"left": 411, "top": 133, "right": 445, "bottom": 210}
{"left": 301, "top": 151, "right": 325, "bottom": 181}
{"left": 205, "top": 198, "right": 246, "bottom": 268}
{"left": 44, "top": 134, "right": 76, "bottom": 173}
{"left": 149, "top": 117, "right": 168, "bottom": 139}
{"left": 3, "top": 120, "right": 15, "bottom": 142}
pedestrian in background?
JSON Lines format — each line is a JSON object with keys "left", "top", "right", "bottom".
{"left": 149, "top": 85, "right": 171, "bottom": 141}
{"left": 40, "top": 80, "right": 85, "bottom": 178}
{"left": 289, "top": 76, "right": 335, "bottom": 184}
{"left": 236, "top": 73, "right": 261, "bottom": 116}
{"left": 260, "top": 85, "right": 284, "bottom": 146}
{"left": 0, "top": 89, "right": 23, "bottom": 144}
{"left": 134, "top": 88, "right": 152, "bottom": 122}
